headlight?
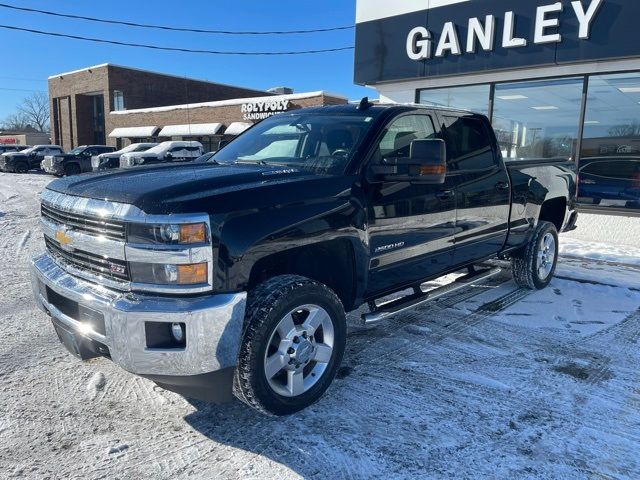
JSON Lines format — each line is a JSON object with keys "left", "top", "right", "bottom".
{"left": 128, "top": 222, "right": 208, "bottom": 245}
{"left": 135, "top": 157, "right": 145, "bottom": 165}
{"left": 129, "top": 262, "right": 208, "bottom": 285}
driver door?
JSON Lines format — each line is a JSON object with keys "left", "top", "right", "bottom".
{"left": 366, "top": 113, "right": 457, "bottom": 297}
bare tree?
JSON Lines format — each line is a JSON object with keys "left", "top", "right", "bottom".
{"left": 608, "top": 121, "right": 640, "bottom": 137}
{"left": 16, "top": 92, "right": 50, "bottom": 132}
{"left": 0, "top": 111, "right": 32, "bottom": 131}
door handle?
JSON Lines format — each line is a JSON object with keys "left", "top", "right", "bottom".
{"left": 436, "top": 189, "right": 453, "bottom": 200}
{"left": 495, "top": 182, "right": 509, "bottom": 191}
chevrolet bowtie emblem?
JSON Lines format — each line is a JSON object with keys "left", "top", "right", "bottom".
{"left": 55, "top": 229, "right": 72, "bottom": 246}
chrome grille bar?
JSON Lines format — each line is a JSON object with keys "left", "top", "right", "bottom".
{"left": 45, "top": 237, "right": 130, "bottom": 283}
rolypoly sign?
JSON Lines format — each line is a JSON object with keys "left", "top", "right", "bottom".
{"left": 241, "top": 100, "right": 290, "bottom": 121}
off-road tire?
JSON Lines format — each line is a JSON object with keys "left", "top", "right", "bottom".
{"left": 511, "top": 221, "right": 559, "bottom": 290}
{"left": 65, "top": 163, "right": 81, "bottom": 176}
{"left": 233, "top": 275, "right": 346, "bottom": 416}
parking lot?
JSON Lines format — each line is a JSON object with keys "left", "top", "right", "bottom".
{"left": 1, "top": 172, "right": 640, "bottom": 479}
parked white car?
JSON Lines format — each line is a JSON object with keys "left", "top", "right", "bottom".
{"left": 119, "top": 141, "right": 204, "bottom": 168}
{"left": 92, "top": 143, "right": 158, "bottom": 171}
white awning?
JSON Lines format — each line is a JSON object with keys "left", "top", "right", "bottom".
{"left": 109, "top": 126, "right": 159, "bottom": 138}
{"left": 159, "top": 123, "right": 223, "bottom": 137}
{"left": 224, "top": 122, "right": 253, "bottom": 136}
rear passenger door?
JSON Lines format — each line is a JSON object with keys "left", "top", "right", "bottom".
{"left": 438, "top": 113, "right": 511, "bottom": 265}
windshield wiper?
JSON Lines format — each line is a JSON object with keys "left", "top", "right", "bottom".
{"left": 236, "top": 159, "right": 270, "bottom": 166}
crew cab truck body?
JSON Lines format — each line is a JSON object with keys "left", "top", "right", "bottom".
{"left": 31, "top": 104, "right": 577, "bottom": 415}
{"left": 43, "top": 145, "right": 116, "bottom": 176}
{"left": 119, "top": 141, "right": 204, "bottom": 168}
{"left": 1, "top": 145, "right": 64, "bottom": 173}
{"left": 92, "top": 143, "right": 158, "bottom": 171}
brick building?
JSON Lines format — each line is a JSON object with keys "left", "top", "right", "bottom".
{"left": 48, "top": 64, "right": 273, "bottom": 151}
{"left": 107, "top": 91, "right": 348, "bottom": 151}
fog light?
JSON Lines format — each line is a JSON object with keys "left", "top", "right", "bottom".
{"left": 171, "top": 323, "right": 184, "bottom": 342}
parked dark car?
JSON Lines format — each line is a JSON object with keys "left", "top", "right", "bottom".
{"left": 578, "top": 156, "right": 640, "bottom": 209}
{"left": 42, "top": 145, "right": 116, "bottom": 176}
{"left": 91, "top": 143, "right": 158, "bottom": 171}
{"left": 0, "top": 145, "right": 64, "bottom": 173}
{"left": 31, "top": 103, "right": 577, "bottom": 416}
{"left": 0, "top": 144, "right": 29, "bottom": 155}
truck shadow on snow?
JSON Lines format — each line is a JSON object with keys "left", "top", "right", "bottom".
{"left": 178, "top": 280, "right": 640, "bottom": 478}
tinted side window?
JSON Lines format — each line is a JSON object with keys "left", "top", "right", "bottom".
{"left": 583, "top": 160, "right": 640, "bottom": 180}
{"left": 443, "top": 116, "right": 496, "bottom": 170}
{"left": 375, "top": 114, "right": 436, "bottom": 162}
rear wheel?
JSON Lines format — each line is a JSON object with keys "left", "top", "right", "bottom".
{"left": 65, "top": 163, "right": 81, "bottom": 176}
{"left": 234, "top": 275, "right": 346, "bottom": 416}
{"left": 511, "top": 221, "right": 559, "bottom": 290}
{"left": 14, "top": 161, "right": 29, "bottom": 174}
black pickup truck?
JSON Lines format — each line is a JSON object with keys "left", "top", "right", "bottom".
{"left": 31, "top": 103, "right": 577, "bottom": 415}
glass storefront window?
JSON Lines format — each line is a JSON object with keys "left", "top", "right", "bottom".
{"left": 580, "top": 72, "right": 640, "bottom": 210}
{"left": 492, "top": 78, "right": 583, "bottom": 161}
{"left": 418, "top": 84, "right": 490, "bottom": 116}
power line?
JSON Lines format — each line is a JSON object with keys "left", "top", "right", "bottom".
{"left": 0, "top": 76, "right": 46, "bottom": 83}
{"left": 0, "top": 87, "right": 47, "bottom": 93}
{"left": 0, "top": 25, "right": 354, "bottom": 56}
{"left": 0, "top": 3, "right": 354, "bottom": 35}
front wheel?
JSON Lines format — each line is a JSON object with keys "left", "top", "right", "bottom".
{"left": 511, "top": 221, "right": 559, "bottom": 290}
{"left": 65, "top": 163, "right": 81, "bottom": 176}
{"left": 14, "top": 161, "right": 29, "bottom": 174}
{"left": 233, "top": 275, "right": 346, "bottom": 416}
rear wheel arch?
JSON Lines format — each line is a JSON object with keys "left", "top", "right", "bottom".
{"left": 538, "top": 197, "right": 567, "bottom": 232}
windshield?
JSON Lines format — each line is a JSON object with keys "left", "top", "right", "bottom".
{"left": 20, "top": 146, "right": 36, "bottom": 154}
{"left": 69, "top": 146, "right": 86, "bottom": 155}
{"left": 212, "top": 114, "right": 374, "bottom": 175}
{"left": 116, "top": 143, "right": 155, "bottom": 154}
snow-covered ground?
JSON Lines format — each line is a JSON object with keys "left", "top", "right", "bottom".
{"left": 1, "top": 172, "right": 639, "bottom": 479}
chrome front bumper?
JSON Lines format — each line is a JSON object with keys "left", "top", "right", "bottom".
{"left": 31, "top": 253, "right": 247, "bottom": 377}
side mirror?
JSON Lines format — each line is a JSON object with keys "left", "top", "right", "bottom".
{"left": 165, "top": 152, "right": 173, "bottom": 160}
{"left": 370, "top": 139, "right": 447, "bottom": 184}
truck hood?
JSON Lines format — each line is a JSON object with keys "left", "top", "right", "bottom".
{"left": 45, "top": 162, "right": 325, "bottom": 214}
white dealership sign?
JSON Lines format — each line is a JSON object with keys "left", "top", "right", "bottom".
{"left": 406, "top": 0, "right": 603, "bottom": 61}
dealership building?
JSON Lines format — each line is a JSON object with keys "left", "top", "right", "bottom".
{"left": 356, "top": 0, "right": 640, "bottom": 214}
{"left": 48, "top": 63, "right": 346, "bottom": 152}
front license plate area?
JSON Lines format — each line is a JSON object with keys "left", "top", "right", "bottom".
{"left": 51, "top": 317, "right": 100, "bottom": 360}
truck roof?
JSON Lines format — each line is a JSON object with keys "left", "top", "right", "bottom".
{"left": 294, "top": 102, "right": 482, "bottom": 117}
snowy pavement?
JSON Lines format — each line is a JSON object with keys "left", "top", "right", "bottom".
{"left": 1, "top": 172, "right": 640, "bottom": 479}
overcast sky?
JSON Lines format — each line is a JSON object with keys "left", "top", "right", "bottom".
{"left": 0, "top": 0, "right": 370, "bottom": 120}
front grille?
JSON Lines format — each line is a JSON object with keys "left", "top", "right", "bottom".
{"left": 41, "top": 203, "right": 126, "bottom": 241}
{"left": 45, "top": 236, "right": 130, "bottom": 283}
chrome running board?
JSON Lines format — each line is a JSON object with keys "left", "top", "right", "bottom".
{"left": 362, "top": 267, "right": 502, "bottom": 324}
